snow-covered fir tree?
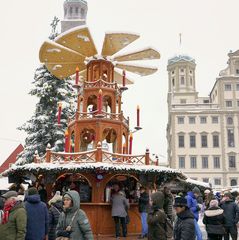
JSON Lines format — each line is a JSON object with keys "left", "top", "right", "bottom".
{"left": 17, "top": 18, "right": 76, "bottom": 164}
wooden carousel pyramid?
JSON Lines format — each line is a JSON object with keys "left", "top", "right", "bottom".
{"left": 39, "top": 25, "right": 160, "bottom": 160}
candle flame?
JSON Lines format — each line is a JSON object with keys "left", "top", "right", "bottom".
{"left": 137, "top": 105, "right": 140, "bottom": 110}
{"left": 76, "top": 66, "right": 80, "bottom": 72}
{"left": 99, "top": 89, "right": 103, "bottom": 95}
{"left": 65, "top": 129, "right": 69, "bottom": 136}
{"left": 58, "top": 102, "right": 62, "bottom": 108}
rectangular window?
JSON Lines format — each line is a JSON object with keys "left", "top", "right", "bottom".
{"left": 226, "top": 100, "right": 233, "bottom": 107}
{"left": 213, "top": 135, "right": 219, "bottom": 148}
{"left": 179, "top": 156, "right": 185, "bottom": 168}
{"left": 236, "top": 70, "right": 239, "bottom": 75}
{"left": 214, "top": 178, "right": 221, "bottom": 185}
{"left": 200, "top": 117, "right": 207, "bottom": 124}
{"left": 202, "top": 178, "right": 209, "bottom": 183}
{"left": 180, "top": 99, "right": 187, "bottom": 104}
{"left": 229, "top": 155, "right": 236, "bottom": 168}
{"left": 202, "top": 156, "right": 209, "bottom": 168}
{"left": 212, "top": 116, "right": 219, "bottom": 124}
{"left": 177, "top": 117, "right": 184, "bottom": 124}
{"left": 201, "top": 135, "right": 208, "bottom": 147}
{"left": 190, "top": 135, "right": 196, "bottom": 148}
{"left": 227, "top": 129, "right": 235, "bottom": 147}
{"left": 181, "top": 76, "right": 185, "bottom": 85}
{"left": 225, "top": 84, "right": 232, "bottom": 91}
{"left": 237, "top": 84, "right": 239, "bottom": 91}
{"left": 189, "top": 117, "right": 196, "bottom": 124}
{"left": 213, "top": 156, "right": 220, "bottom": 168}
{"left": 190, "top": 156, "right": 197, "bottom": 169}
{"left": 178, "top": 135, "right": 185, "bottom": 148}
{"left": 237, "top": 100, "right": 239, "bottom": 107}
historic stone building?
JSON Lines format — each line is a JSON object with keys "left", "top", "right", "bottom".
{"left": 167, "top": 50, "right": 239, "bottom": 189}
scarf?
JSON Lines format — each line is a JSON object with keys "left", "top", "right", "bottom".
{"left": 2, "top": 199, "right": 17, "bottom": 224}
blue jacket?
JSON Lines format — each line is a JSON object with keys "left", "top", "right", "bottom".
{"left": 25, "top": 194, "right": 49, "bottom": 240}
{"left": 186, "top": 192, "right": 199, "bottom": 221}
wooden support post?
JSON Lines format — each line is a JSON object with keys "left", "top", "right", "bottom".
{"left": 46, "top": 144, "right": 52, "bottom": 163}
{"left": 96, "top": 142, "right": 102, "bottom": 162}
{"left": 145, "top": 148, "right": 150, "bottom": 165}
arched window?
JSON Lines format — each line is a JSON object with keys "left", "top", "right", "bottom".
{"left": 70, "top": 7, "right": 73, "bottom": 15}
{"left": 81, "top": 8, "right": 85, "bottom": 17}
{"left": 172, "top": 78, "right": 175, "bottom": 87}
{"left": 227, "top": 117, "right": 233, "bottom": 125}
{"left": 87, "top": 95, "right": 97, "bottom": 114}
{"left": 75, "top": 7, "right": 79, "bottom": 14}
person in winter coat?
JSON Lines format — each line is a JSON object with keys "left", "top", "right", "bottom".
{"left": 163, "top": 186, "right": 174, "bottom": 222}
{"left": 204, "top": 190, "right": 215, "bottom": 210}
{"left": 138, "top": 186, "right": 149, "bottom": 239}
{"left": 48, "top": 191, "right": 63, "bottom": 240}
{"left": 186, "top": 191, "right": 202, "bottom": 240}
{"left": 0, "top": 191, "right": 27, "bottom": 240}
{"left": 220, "top": 192, "right": 239, "bottom": 240}
{"left": 203, "top": 199, "right": 225, "bottom": 240}
{"left": 173, "top": 196, "right": 195, "bottom": 240}
{"left": 111, "top": 184, "right": 129, "bottom": 239}
{"left": 25, "top": 187, "right": 49, "bottom": 240}
{"left": 56, "top": 190, "right": 93, "bottom": 240}
{"left": 147, "top": 191, "right": 167, "bottom": 240}
{"left": 38, "top": 184, "right": 48, "bottom": 203}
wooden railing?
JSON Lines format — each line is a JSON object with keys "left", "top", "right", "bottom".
{"left": 84, "top": 79, "right": 119, "bottom": 90}
{"left": 36, "top": 144, "right": 153, "bottom": 166}
{"left": 102, "top": 151, "right": 146, "bottom": 165}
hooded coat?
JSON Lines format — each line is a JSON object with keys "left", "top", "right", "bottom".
{"left": 203, "top": 206, "right": 225, "bottom": 235}
{"left": 56, "top": 190, "right": 94, "bottom": 240}
{"left": 25, "top": 194, "right": 49, "bottom": 240}
{"left": 48, "top": 199, "right": 63, "bottom": 240}
{"left": 174, "top": 208, "right": 195, "bottom": 240}
{"left": 0, "top": 201, "right": 27, "bottom": 240}
{"left": 111, "top": 192, "right": 129, "bottom": 217}
{"left": 186, "top": 191, "right": 199, "bottom": 221}
{"left": 220, "top": 199, "right": 239, "bottom": 227}
{"left": 147, "top": 191, "right": 167, "bottom": 240}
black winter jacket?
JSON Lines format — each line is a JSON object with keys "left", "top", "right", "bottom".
{"left": 220, "top": 200, "right": 239, "bottom": 226}
{"left": 174, "top": 208, "right": 195, "bottom": 240}
{"left": 203, "top": 207, "right": 225, "bottom": 235}
{"left": 138, "top": 192, "right": 149, "bottom": 213}
{"left": 48, "top": 200, "right": 63, "bottom": 240}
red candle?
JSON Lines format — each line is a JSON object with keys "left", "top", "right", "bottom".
{"left": 57, "top": 102, "right": 62, "bottom": 125}
{"left": 75, "top": 66, "right": 79, "bottom": 85}
{"left": 98, "top": 89, "right": 103, "bottom": 114}
{"left": 129, "top": 133, "right": 133, "bottom": 154}
{"left": 122, "top": 70, "right": 126, "bottom": 87}
{"left": 137, "top": 105, "right": 140, "bottom": 127}
{"left": 64, "top": 130, "right": 69, "bottom": 152}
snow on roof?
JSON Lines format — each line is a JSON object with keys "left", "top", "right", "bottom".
{"left": 4, "top": 162, "right": 186, "bottom": 178}
{"left": 186, "top": 178, "right": 210, "bottom": 188}
{"left": 0, "top": 177, "right": 11, "bottom": 190}
{"left": 168, "top": 55, "right": 195, "bottom": 65}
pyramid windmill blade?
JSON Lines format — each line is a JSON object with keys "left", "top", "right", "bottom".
{"left": 39, "top": 40, "right": 85, "bottom": 64}
{"left": 114, "top": 69, "right": 134, "bottom": 85}
{"left": 55, "top": 26, "right": 98, "bottom": 57}
{"left": 101, "top": 32, "right": 140, "bottom": 56}
{"left": 116, "top": 63, "right": 158, "bottom": 76}
{"left": 114, "top": 47, "right": 160, "bottom": 62}
{"left": 46, "top": 63, "right": 86, "bottom": 80}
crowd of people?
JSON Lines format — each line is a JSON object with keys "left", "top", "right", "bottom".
{"left": 0, "top": 187, "right": 93, "bottom": 240}
{"left": 1, "top": 184, "right": 239, "bottom": 240}
{"left": 111, "top": 184, "right": 239, "bottom": 240}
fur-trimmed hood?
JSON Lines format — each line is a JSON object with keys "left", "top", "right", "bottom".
{"left": 204, "top": 207, "right": 224, "bottom": 217}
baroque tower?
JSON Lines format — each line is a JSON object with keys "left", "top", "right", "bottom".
{"left": 61, "top": 0, "right": 88, "bottom": 33}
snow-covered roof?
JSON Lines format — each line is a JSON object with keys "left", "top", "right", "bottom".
{"left": 168, "top": 55, "right": 195, "bottom": 65}
{"left": 185, "top": 178, "right": 210, "bottom": 188}
{"left": 4, "top": 162, "right": 185, "bottom": 178}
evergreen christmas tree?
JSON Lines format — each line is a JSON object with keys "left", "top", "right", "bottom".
{"left": 16, "top": 18, "right": 76, "bottom": 164}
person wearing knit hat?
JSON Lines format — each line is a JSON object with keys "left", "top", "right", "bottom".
{"left": 25, "top": 186, "right": 49, "bottom": 240}
{"left": 221, "top": 192, "right": 239, "bottom": 240}
{"left": 173, "top": 196, "right": 195, "bottom": 240}
{"left": 0, "top": 190, "right": 27, "bottom": 239}
{"left": 203, "top": 199, "right": 225, "bottom": 239}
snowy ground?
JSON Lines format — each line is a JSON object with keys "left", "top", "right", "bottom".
{"left": 198, "top": 217, "right": 207, "bottom": 240}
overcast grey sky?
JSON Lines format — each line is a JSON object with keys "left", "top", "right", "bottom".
{"left": 0, "top": 0, "right": 239, "bottom": 164}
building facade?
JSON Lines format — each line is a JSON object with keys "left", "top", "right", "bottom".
{"left": 61, "top": 0, "right": 88, "bottom": 33}
{"left": 167, "top": 50, "right": 239, "bottom": 189}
